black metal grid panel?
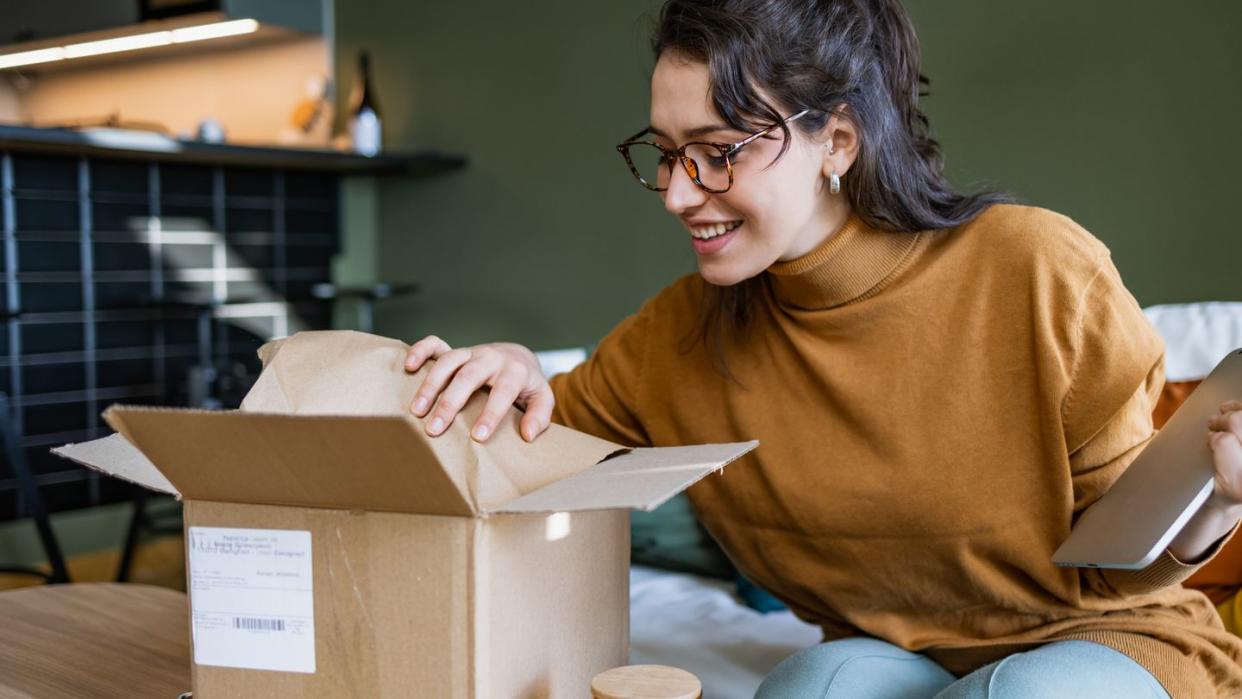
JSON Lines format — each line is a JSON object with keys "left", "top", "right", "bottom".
{"left": 0, "top": 152, "right": 340, "bottom": 520}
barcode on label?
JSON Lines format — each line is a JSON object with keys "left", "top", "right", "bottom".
{"left": 233, "top": 616, "right": 286, "bottom": 632}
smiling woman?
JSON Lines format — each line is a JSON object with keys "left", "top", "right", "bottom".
{"left": 402, "top": 1, "right": 1242, "bottom": 696}
{"left": 634, "top": 2, "right": 1014, "bottom": 373}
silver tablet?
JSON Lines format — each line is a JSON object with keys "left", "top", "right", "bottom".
{"left": 1053, "top": 348, "right": 1242, "bottom": 569}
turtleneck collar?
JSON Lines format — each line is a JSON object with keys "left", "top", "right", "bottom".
{"left": 764, "top": 213, "right": 925, "bottom": 310}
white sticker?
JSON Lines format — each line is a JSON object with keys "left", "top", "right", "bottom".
{"left": 187, "top": 527, "right": 315, "bottom": 673}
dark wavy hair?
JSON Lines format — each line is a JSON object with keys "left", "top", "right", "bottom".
{"left": 653, "top": 0, "right": 1014, "bottom": 375}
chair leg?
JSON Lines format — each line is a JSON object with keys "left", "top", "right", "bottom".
{"left": 115, "top": 490, "right": 150, "bottom": 583}
{"left": 29, "top": 501, "right": 70, "bottom": 584}
{"left": 0, "top": 394, "right": 70, "bottom": 584}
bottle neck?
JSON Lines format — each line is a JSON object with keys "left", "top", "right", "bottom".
{"left": 353, "top": 54, "right": 379, "bottom": 114}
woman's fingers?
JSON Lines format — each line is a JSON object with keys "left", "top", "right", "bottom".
{"left": 405, "top": 335, "right": 452, "bottom": 374}
{"left": 1209, "top": 425, "right": 1242, "bottom": 504}
{"left": 1208, "top": 404, "right": 1242, "bottom": 505}
{"left": 413, "top": 347, "right": 475, "bottom": 419}
{"left": 426, "top": 351, "right": 504, "bottom": 436}
{"left": 472, "top": 366, "right": 527, "bottom": 441}
{"left": 1208, "top": 407, "right": 1242, "bottom": 438}
{"left": 519, "top": 384, "right": 556, "bottom": 443}
{"left": 404, "top": 340, "right": 551, "bottom": 442}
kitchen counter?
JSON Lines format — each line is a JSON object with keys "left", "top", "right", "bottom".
{"left": 0, "top": 124, "right": 465, "bottom": 176}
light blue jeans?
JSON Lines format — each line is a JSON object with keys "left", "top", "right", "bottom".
{"left": 755, "top": 637, "right": 1170, "bottom": 698}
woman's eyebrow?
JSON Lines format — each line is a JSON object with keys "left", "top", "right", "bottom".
{"left": 648, "top": 123, "right": 736, "bottom": 139}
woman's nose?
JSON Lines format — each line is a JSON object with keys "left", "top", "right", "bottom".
{"left": 661, "top": 160, "right": 708, "bottom": 215}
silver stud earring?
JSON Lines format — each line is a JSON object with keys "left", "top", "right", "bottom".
{"left": 830, "top": 170, "right": 841, "bottom": 194}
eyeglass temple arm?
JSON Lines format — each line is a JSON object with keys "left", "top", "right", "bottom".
{"left": 726, "top": 108, "right": 813, "bottom": 153}
{"left": 619, "top": 127, "right": 653, "bottom": 146}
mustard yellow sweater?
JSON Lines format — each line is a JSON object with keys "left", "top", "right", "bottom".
{"left": 550, "top": 204, "right": 1242, "bottom": 697}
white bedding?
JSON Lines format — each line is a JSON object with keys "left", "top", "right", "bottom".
{"left": 629, "top": 566, "right": 821, "bottom": 699}
{"left": 1143, "top": 302, "right": 1242, "bottom": 381}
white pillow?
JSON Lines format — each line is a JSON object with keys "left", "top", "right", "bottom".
{"left": 1144, "top": 303, "right": 1242, "bottom": 382}
{"left": 533, "top": 347, "right": 589, "bottom": 378}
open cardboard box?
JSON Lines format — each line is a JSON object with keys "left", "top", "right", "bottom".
{"left": 53, "top": 331, "right": 756, "bottom": 698}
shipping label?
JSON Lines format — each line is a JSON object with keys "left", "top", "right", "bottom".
{"left": 187, "top": 526, "right": 315, "bottom": 673}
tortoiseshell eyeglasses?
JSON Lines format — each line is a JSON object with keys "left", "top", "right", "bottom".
{"left": 616, "top": 108, "right": 810, "bottom": 194}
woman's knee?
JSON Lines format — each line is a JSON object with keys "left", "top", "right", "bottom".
{"left": 757, "top": 637, "right": 956, "bottom": 699}
{"left": 935, "top": 641, "right": 1169, "bottom": 699}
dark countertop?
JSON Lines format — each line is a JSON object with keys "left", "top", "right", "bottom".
{"left": 0, "top": 124, "right": 466, "bottom": 176}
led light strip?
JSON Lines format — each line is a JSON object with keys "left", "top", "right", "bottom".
{"left": 0, "top": 19, "right": 259, "bottom": 70}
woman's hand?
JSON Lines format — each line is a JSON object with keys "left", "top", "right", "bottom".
{"left": 1167, "top": 401, "right": 1242, "bottom": 562}
{"left": 1208, "top": 400, "right": 1242, "bottom": 505}
{"left": 404, "top": 335, "right": 553, "bottom": 443}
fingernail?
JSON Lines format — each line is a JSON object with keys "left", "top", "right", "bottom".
{"left": 474, "top": 424, "right": 489, "bottom": 440}
{"left": 429, "top": 417, "right": 444, "bottom": 435}
{"left": 414, "top": 397, "right": 428, "bottom": 414}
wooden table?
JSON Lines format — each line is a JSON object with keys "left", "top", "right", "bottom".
{"left": 0, "top": 583, "right": 190, "bottom": 698}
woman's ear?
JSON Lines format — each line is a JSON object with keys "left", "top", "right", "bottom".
{"left": 819, "top": 105, "right": 860, "bottom": 179}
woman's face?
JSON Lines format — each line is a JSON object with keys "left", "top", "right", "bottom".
{"left": 649, "top": 53, "right": 856, "bottom": 285}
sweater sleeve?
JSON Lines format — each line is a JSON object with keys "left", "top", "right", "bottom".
{"left": 1065, "top": 260, "right": 1237, "bottom": 597}
{"left": 547, "top": 301, "right": 652, "bottom": 448}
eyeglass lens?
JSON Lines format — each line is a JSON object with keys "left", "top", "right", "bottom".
{"left": 627, "top": 142, "right": 730, "bottom": 192}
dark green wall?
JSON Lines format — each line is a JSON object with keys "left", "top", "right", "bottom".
{"left": 335, "top": 0, "right": 679, "bottom": 349}
{"left": 906, "top": 1, "right": 1242, "bottom": 307}
{"left": 335, "top": 0, "right": 1241, "bottom": 351}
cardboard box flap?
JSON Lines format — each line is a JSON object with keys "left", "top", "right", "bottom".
{"left": 492, "top": 441, "right": 758, "bottom": 514}
{"left": 462, "top": 424, "right": 628, "bottom": 511}
{"left": 51, "top": 433, "right": 179, "bottom": 496}
{"left": 239, "top": 330, "right": 626, "bottom": 508}
{"left": 103, "top": 406, "right": 478, "bottom": 516}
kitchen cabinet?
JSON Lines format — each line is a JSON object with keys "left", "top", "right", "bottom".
{"left": 0, "top": 0, "right": 322, "bottom": 52}
{"left": 2, "top": 1, "right": 139, "bottom": 47}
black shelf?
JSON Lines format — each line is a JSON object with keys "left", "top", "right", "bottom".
{"left": 0, "top": 125, "right": 466, "bottom": 176}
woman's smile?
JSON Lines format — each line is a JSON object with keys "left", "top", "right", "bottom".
{"left": 688, "top": 220, "right": 743, "bottom": 255}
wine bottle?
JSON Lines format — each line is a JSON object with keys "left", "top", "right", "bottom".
{"left": 348, "top": 51, "right": 382, "bottom": 157}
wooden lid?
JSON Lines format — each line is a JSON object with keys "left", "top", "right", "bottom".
{"left": 590, "top": 665, "right": 702, "bottom": 699}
